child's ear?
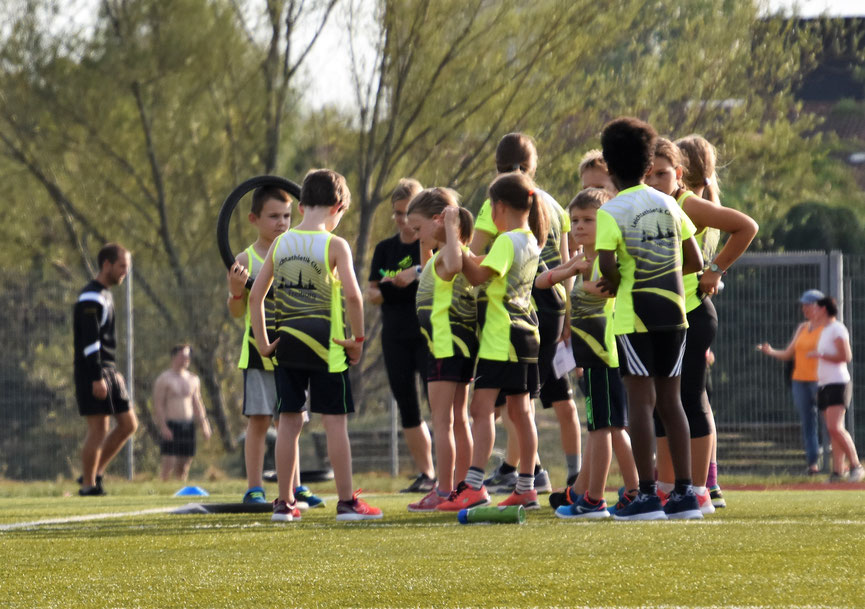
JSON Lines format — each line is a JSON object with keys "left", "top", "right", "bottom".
{"left": 676, "top": 166, "right": 684, "bottom": 181}
{"left": 643, "top": 162, "right": 654, "bottom": 180}
{"left": 248, "top": 212, "right": 258, "bottom": 224}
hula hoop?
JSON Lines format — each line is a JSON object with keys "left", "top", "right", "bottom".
{"left": 216, "top": 175, "right": 301, "bottom": 288}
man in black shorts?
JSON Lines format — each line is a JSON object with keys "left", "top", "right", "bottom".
{"left": 73, "top": 243, "right": 138, "bottom": 496}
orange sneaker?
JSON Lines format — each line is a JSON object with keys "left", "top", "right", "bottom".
{"left": 657, "top": 488, "right": 670, "bottom": 506}
{"left": 498, "top": 489, "right": 540, "bottom": 510}
{"left": 408, "top": 489, "right": 446, "bottom": 512}
{"left": 336, "top": 489, "right": 383, "bottom": 521}
{"left": 435, "top": 482, "right": 490, "bottom": 511}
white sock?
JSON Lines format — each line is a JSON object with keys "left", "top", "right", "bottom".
{"left": 694, "top": 486, "right": 707, "bottom": 496}
{"left": 658, "top": 481, "right": 674, "bottom": 494}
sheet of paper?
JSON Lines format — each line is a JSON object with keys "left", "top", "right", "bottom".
{"left": 552, "top": 340, "right": 576, "bottom": 379}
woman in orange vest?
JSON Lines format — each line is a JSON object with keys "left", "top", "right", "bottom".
{"left": 758, "top": 289, "right": 825, "bottom": 474}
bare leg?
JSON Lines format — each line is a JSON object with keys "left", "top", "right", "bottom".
{"left": 622, "top": 376, "right": 658, "bottom": 483}
{"left": 452, "top": 384, "right": 472, "bottom": 485}
{"left": 553, "top": 398, "right": 581, "bottom": 467}
{"left": 587, "top": 429, "right": 612, "bottom": 500}
{"left": 506, "top": 394, "right": 537, "bottom": 477}
{"left": 656, "top": 437, "right": 673, "bottom": 483}
{"left": 96, "top": 410, "right": 138, "bottom": 475}
{"left": 322, "top": 414, "right": 354, "bottom": 502}
{"left": 174, "top": 457, "right": 192, "bottom": 481}
{"left": 572, "top": 434, "right": 591, "bottom": 494}
{"left": 824, "top": 406, "right": 861, "bottom": 473}
{"left": 612, "top": 428, "right": 638, "bottom": 491}
{"left": 275, "top": 412, "right": 303, "bottom": 504}
{"left": 245, "top": 415, "right": 272, "bottom": 489}
{"left": 470, "top": 389, "right": 500, "bottom": 470}
{"left": 82, "top": 416, "right": 109, "bottom": 487}
{"left": 429, "top": 381, "right": 457, "bottom": 493}
{"left": 403, "top": 423, "right": 435, "bottom": 479}
{"left": 654, "top": 377, "right": 691, "bottom": 481}
{"left": 690, "top": 434, "right": 714, "bottom": 487}
{"left": 503, "top": 407, "right": 520, "bottom": 467}
{"left": 160, "top": 456, "right": 174, "bottom": 482}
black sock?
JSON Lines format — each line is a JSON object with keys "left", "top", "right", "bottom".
{"left": 499, "top": 462, "right": 517, "bottom": 475}
{"left": 533, "top": 463, "right": 542, "bottom": 476}
{"left": 674, "top": 478, "right": 693, "bottom": 495}
{"left": 639, "top": 479, "right": 657, "bottom": 496}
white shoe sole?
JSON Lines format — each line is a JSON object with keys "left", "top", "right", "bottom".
{"left": 556, "top": 509, "right": 610, "bottom": 520}
{"left": 614, "top": 511, "right": 667, "bottom": 521}
{"left": 699, "top": 502, "right": 716, "bottom": 515}
{"left": 271, "top": 513, "right": 296, "bottom": 522}
{"left": 336, "top": 513, "right": 384, "bottom": 521}
{"left": 666, "top": 509, "right": 703, "bottom": 520}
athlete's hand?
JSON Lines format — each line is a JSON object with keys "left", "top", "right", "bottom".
{"left": 228, "top": 262, "right": 249, "bottom": 297}
{"left": 596, "top": 276, "right": 618, "bottom": 296}
{"left": 201, "top": 420, "right": 212, "bottom": 441}
{"left": 92, "top": 379, "right": 108, "bottom": 400}
{"left": 159, "top": 425, "right": 173, "bottom": 441}
{"left": 698, "top": 270, "right": 722, "bottom": 296}
{"left": 332, "top": 337, "right": 363, "bottom": 365}
{"left": 259, "top": 337, "right": 279, "bottom": 357}
{"left": 381, "top": 267, "right": 417, "bottom": 287}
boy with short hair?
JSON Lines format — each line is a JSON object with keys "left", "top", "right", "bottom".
{"left": 249, "top": 169, "right": 382, "bottom": 522}
{"left": 227, "top": 185, "right": 323, "bottom": 509}
{"left": 595, "top": 117, "right": 704, "bottom": 520}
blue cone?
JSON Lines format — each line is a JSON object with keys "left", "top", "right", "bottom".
{"left": 174, "top": 486, "right": 209, "bottom": 497}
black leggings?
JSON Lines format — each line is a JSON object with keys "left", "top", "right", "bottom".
{"left": 382, "top": 331, "right": 429, "bottom": 429}
{"left": 654, "top": 297, "right": 717, "bottom": 439}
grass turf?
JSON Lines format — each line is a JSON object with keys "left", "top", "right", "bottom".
{"left": 0, "top": 480, "right": 863, "bottom": 608}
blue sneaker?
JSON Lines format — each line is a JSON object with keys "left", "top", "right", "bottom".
{"left": 608, "top": 490, "right": 636, "bottom": 518}
{"left": 663, "top": 488, "right": 703, "bottom": 520}
{"left": 613, "top": 492, "right": 666, "bottom": 521}
{"left": 243, "top": 486, "right": 267, "bottom": 504}
{"left": 556, "top": 493, "right": 610, "bottom": 519}
{"left": 295, "top": 485, "right": 325, "bottom": 509}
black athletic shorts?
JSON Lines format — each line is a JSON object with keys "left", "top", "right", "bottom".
{"left": 75, "top": 367, "right": 131, "bottom": 417}
{"left": 427, "top": 355, "right": 475, "bottom": 384}
{"left": 817, "top": 383, "right": 851, "bottom": 410}
{"left": 536, "top": 310, "right": 573, "bottom": 408}
{"left": 616, "top": 330, "right": 687, "bottom": 378}
{"left": 160, "top": 420, "right": 196, "bottom": 457}
{"left": 579, "top": 366, "right": 628, "bottom": 432}
{"left": 274, "top": 367, "right": 355, "bottom": 415}
{"left": 475, "top": 359, "right": 540, "bottom": 401}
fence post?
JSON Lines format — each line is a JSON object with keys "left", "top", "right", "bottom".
{"left": 829, "top": 251, "right": 844, "bottom": 321}
{"left": 125, "top": 265, "right": 135, "bottom": 480}
{"left": 390, "top": 395, "right": 399, "bottom": 477}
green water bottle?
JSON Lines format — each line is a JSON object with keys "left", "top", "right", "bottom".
{"left": 457, "top": 504, "right": 526, "bottom": 524}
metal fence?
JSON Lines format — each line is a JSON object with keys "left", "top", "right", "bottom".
{"left": 1, "top": 252, "right": 863, "bottom": 481}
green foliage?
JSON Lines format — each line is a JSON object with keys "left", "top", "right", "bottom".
{"left": 1, "top": 487, "right": 864, "bottom": 608}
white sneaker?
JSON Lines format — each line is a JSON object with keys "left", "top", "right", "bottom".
{"left": 849, "top": 465, "right": 864, "bottom": 483}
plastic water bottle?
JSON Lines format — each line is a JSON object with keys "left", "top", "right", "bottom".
{"left": 457, "top": 504, "right": 526, "bottom": 524}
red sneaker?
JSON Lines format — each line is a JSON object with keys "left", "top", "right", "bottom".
{"left": 336, "top": 489, "right": 383, "bottom": 521}
{"left": 436, "top": 482, "right": 490, "bottom": 511}
{"left": 498, "top": 489, "right": 540, "bottom": 510}
{"left": 696, "top": 490, "right": 715, "bottom": 515}
{"left": 657, "top": 488, "right": 670, "bottom": 506}
{"left": 272, "top": 499, "right": 301, "bottom": 522}
{"left": 408, "top": 489, "right": 446, "bottom": 512}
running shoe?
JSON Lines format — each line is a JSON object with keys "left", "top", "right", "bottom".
{"left": 696, "top": 490, "right": 715, "bottom": 515}
{"left": 608, "top": 490, "right": 637, "bottom": 518}
{"left": 548, "top": 485, "right": 580, "bottom": 509}
{"left": 243, "top": 486, "right": 268, "bottom": 504}
{"left": 828, "top": 471, "right": 849, "bottom": 483}
{"left": 408, "top": 489, "right": 446, "bottom": 512}
{"left": 708, "top": 484, "right": 726, "bottom": 508}
{"left": 613, "top": 492, "right": 667, "bottom": 521}
{"left": 77, "top": 474, "right": 104, "bottom": 492}
{"left": 436, "top": 482, "right": 490, "bottom": 511}
{"left": 656, "top": 488, "right": 670, "bottom": 506}
{"left": 534, "top": 469, "right": 553, "bottom": 494}
{"left": 295, "top": 485, "right": 325, "bottom": 509}
{"left": 498, "top": 489, "right": 540, "bottom": 510}
{"left": 272, "top": 499, "right": 301, "bottom": 522}
{"left": 663, "top": 488, "right": 703, "bottom": 520}
{"left": 556, "top": 493, "right": 610, "bottom": 519}
{"left": 483, "top": 468, "right": 518, "bottom": 494}
{"left": 849, "top": 465, "right": 865, "bottom": 483}
{"left": 400, "top": 473, "right": 437, "bottom": 494}
{"left": 336, "top": 489, "right": 383, "bottom": 521}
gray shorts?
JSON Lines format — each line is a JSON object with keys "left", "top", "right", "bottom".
{"left": 243, "top": 368, "right": 278, "bottom": 417}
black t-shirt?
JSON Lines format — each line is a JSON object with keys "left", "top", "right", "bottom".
{"left": 369, "top": 233, "right": 422, "bottom": 336}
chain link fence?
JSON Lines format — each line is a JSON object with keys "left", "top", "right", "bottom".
{"left": 1, "top": 252, "right": 862, "bottom": 481}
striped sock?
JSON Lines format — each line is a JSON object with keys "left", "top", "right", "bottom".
{"left": 465, "top": 467, "right": 485, "bottom": 490}
{"left": 515, "top": 473, "right": 534, "bottom": 494}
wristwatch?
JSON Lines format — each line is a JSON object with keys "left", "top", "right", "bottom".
{"left": 707, "top": 262, "right": 726, "bottom": 275}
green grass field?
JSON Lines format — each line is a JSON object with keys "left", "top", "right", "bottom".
{"left": 1, "top": 478, "right": 863, "bottom": 609}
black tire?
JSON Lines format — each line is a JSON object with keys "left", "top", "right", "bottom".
{"left": 216, "top": 175, "right": 301, "bottom": 288}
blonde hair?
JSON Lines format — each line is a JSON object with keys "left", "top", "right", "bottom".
{"left": 406, "top": 187, "right": 474, "bottom": 244}
{"left": 577, "top": 149, "right": 608, "bottom": 176}
{"left": 675, "top": 135, "right": 720, "bottom": 200}
{"left": 391, "top": 178, "right": 423, "bottom": 204}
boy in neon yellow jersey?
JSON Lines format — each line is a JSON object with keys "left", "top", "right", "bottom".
{"left": 594, "top": 117, "right": 704, "bottom": 521}
{"left": 249, "top": 169, "right": 382, "bottom": 522}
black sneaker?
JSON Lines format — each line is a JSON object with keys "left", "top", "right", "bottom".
{"left": 77, "top": 475, "right": 104, "bottom": 495}
{"left": 663, "top": 488, "right": 703, "bottom": 520}
{"left": 549, "top": 485, "right": 579, "bottom": 509}
{"left": 78, "top": 485, "right": 106, "bottom": 496}
{"left": 400, "top": 473, "right": 436, "bottom": 493}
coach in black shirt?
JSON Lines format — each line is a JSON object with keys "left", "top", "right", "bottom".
{"left": 73, "top": 243, "right": 138, "bottom": 495}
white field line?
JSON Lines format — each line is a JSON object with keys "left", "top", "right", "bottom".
{"left": 0, "top": 507, "right": 175, "bottom": 531}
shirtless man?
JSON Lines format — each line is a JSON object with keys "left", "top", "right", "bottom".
{"left": 152, "top": 344, "right": 211, "bottom": 481}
